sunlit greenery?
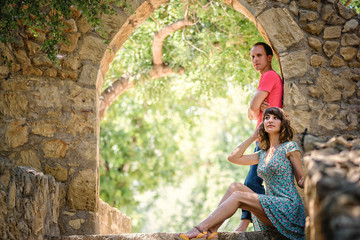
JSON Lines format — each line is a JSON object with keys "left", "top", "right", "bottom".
{"left": 100, "top": 0, "right": 278, "bottom": 232}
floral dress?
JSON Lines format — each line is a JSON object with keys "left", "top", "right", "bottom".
{"left": 252, "top": 141, "right": 305, "bottom": 240}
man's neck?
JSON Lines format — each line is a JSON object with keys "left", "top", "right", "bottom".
{"left": 260, "top": 66, "right": 272, "bottom": 76}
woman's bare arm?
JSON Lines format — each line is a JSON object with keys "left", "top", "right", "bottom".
{"left": 287, "top": 150, "right": 305, "bottom": 188}
{"left": 228, "top": 132, "right": 259, "bottom": 166}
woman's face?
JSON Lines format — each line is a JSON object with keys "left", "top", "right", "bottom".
{"left": 264, "top": 113, "right": 282, "bottom": 134}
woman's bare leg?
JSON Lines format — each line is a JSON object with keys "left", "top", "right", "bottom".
{"left": 184, "top": 183, "right": 273, "bottom": 238}
{"left": 210, "top": 182, "right": 249, "bottom": 231}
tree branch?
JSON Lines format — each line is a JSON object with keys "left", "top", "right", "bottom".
{"left": 345, "top": 0, "right": 353, "bottom": 7}
{"left": 99, "top": 19, "right": 193, "bottom": 120}
{"left": 152, "top": 19, "right": 194, "bottom": 65}
{"left": 99, "top": 74, "right": 134, "bottom": 120}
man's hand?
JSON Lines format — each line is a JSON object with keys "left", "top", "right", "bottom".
{"left": 260, "top": 100, "right": 270, "bottom": 112}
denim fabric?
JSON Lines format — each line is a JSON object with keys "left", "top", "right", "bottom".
{"left": 241, "top": 142, "right": 265, "bottom": 220}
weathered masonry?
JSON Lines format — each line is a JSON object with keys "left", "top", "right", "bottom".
{"left": 0, "top": 0, "right": 359, "bottom": 238}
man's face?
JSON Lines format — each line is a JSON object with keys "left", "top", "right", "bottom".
{"left": 250, "top": 45, "right": 272, "bottom": 73}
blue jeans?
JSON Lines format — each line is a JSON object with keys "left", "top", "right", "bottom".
{"left": 241, "top": 142, "right": 265, "bottom": 220}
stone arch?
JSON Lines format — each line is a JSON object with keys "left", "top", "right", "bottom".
{"left": 0, "top": 0, "right": 359, "bottom": 237}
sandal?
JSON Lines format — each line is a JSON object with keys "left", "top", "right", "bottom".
{"left": 175, "top": 226, "right": 207, "bottom": 240}
{"left": 207, "top": 231, "right": 218, "bottom": 239}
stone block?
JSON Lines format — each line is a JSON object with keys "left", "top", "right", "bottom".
{"left": 0, "top": 65, "right": 9, "bottom": 76}
{"left": 14, "top": 49, "right": 31, "bottom": 66}
{"left": 34, "top": 85, "right": 61, "bottom": 108}
{"left": 310, "top": 54, "right": 327, "bottom": 67}
{"left": 341, "top": 34, "right": 360, "bottom": 46}
{"left": 99, "top": 199, "right": 132, "bottom": 234}
{"left": 330, "top": 55, "right": 346, "bottom": 67}
{"left": 288, "top": 1, "right": 298, "bottom": 16}
{"left": 32, "top": 54, "right": 53, "bottom": 67}
{"left": 45, "top": 163, "right": 68, "bottom": 182}
{"left": 305, "top": 138, "right": 360, "bottom": 239}
{"left": 280, "top": 50, "right": 308, "bottom": 79}
{"left": 298, "top": 0, "right": 319, "bottom": 10}
{"left": 79, "top": 35, "right": 107, "bottom": 63}
{"left": 77, "top": 16, "right": 92, "bottom": 34}
{"left": 285, "top": 108, "right": 312, "bottom": 133}
{"left": 304, "top": 21, "right": 325, "bottom": 35}
{"left": 64, "top": 19, "right": 78, "bottom": 33}
{"left": 62, "top": 55, "right": 81, "bottom": 71}
{"left": 315, "top": 68, "right": 341, "bottom": 102}
{"left": 258, "top": 8, "right": 304, "bottom": 53}
{"left": 42, "top": 139, "right": 68, "bottom": 158}
{"left": 308, "top": 37, "right": 322, "bottom": 51}
{"left": 327, "top": 14, "right": 346, "bottom": 25}
{"left": 79, "top": 64, "right": 98, "bottom": 87}
{"left": 337, "top": 2, "right": 357, "bottom": 20}
{"left": 60, "top": 33, "right": 81, "bottom": 52}
{"left": 349, "top": 61, "right": 360, "bottom": 68}
{"left": 323, "top": 41, "right": 340, "bottom": 57}
{"left": 0, "top": 92, "right": 28, "bottom": 118}
{"left": 343, "top": 19, "right": 359, "bottom": 32}
{"left": 45, "top": 68, "right": 58, "bottom": 78}
{"left": 69, "top": 86, "right": 96, "bottom": 110}
{"left": 67, "top": 169, "right": 97, "bottom": 211}
{"left": 97, "top": 12, "right": 128, "bottom": 40}
{"left": 322, "top": 4, "right": 334, "bottom": 21}
{"left": 299, "top": 10, "right": 318, "bottom": 22}
{"left": 284, "top": 82, "right": 308, "bottom": 106}
{"left": 32, "top": 120, "right": 57, "bottom": 137}
{"left": 5, "top": 121, "right": 28, "bottom": 148}
{"left": 22, "top": 66, "right": 43, "bottom": 76}
{"left": 26, "top": 41, "right": 41, "bottom": 56}
{"left": 340, "top": 47, "right": 357, "bottom": 61}
{"left": 323, "top": 26, "right": 342, "bottom": 39}
{"left": 18, "top": 150, "right": 41, "bottom": 171}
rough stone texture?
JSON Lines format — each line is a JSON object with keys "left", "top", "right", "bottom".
{"left": 5, "top": 120, "right": 28, "bottom": 148}
{"left": 323, "top": 41, "right": 340, "bottom": 57}
{"left": 98, "top": 199, "right": 132, "bottom": 234}
{"left": 308, "top": 37, "right": 322, "bottom": 51}
{"left": 67, "top": 169, "right": 97, "bottom": 211}
{"left": 323, "top": 26, "right": 342, "bottom": 39}
{"left": 279, "top": 50, "right": 308, "bottom": 79}
{"left": 310, "top": 54, "right": 327, "bottom": 67}
{"left": 0, "top": 158, "right": 60, "bottom": 239}
{"left": 258, "top": 8, "right": 304, "bottom": 53}
{"left": 46, "top": 229, "right": 288, "bottom": 240}
{"left": 304, "top": 137, "right": 360, "bottom": 240}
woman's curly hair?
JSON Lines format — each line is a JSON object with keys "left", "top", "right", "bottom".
{"left": 258, "top": 107, "right": 294, "bottom": 151}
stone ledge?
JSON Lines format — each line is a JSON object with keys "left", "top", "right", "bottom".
{"left": 45, "top": 229, "right": 288, "bottom": 240}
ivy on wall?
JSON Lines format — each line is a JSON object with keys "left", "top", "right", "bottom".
{"left": 0, "top": 0, "right": 123, "bottom": 62}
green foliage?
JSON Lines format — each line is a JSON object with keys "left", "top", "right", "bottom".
{"left": 341, "top": 0, "right": 360, "bottom": 13}
{"left": 100, "top": 0, "right": 276, "bottom": 232}
{"left": 0, "top": 0, "right": 119, "bottom": 62}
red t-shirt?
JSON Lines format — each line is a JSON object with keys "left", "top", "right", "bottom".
{"left": 256, "top": 70, "right": 283, "bottom": 127}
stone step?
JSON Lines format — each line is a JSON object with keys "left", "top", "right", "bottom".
{"left": 45, "top": 229, "right": 289, "bottom": 240}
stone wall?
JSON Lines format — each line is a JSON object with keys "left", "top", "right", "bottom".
{"left": 0, "top": 158, "right": 61, "bottom": 239}
{"left": 223, "top": 0, "right": 360, "bottom": 139}
{"left": 0, "top": 0, "right": 359, "bottom": 237}
{"left": 304, "top": 137, "right": 360, "bottom": 240}
{"left": 98, "top": 199, "right": 132, "bottom": 234}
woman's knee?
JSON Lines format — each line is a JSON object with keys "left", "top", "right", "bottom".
{"left": 227, "top": 182, "right": 244, "bottom": 193}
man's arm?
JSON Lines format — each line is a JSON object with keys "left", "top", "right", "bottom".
{"left": 248, "top": 90, "right": 269, "bottom": 120}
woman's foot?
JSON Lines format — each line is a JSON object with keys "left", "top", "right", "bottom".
{"left": 207, "top": 231, "right": 218, "bottom": 239}
{"left": 176, "top": 226, "right": 207, "bottom": 240}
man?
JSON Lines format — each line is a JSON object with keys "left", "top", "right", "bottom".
{"left": 236, "top": 42, "right": 283, "bottom": 232}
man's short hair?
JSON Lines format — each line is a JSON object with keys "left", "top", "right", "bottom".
{"left": 253, "top": 42, "right": 273, "bottom": 56}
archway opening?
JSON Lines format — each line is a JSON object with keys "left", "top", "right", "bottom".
{"left": 98, "top": 0, "right": 283, "bottom": 233}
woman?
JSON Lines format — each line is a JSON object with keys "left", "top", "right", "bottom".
{"left": 176, "top": 107, "right": 305, "bottom": 240}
